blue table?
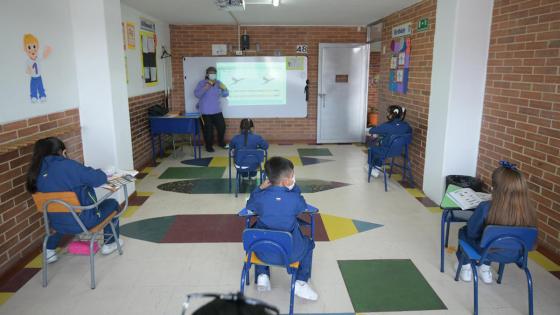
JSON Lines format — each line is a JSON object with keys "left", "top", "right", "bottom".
{"left": 149, "top": 113, "right": 201, "bottom": 163}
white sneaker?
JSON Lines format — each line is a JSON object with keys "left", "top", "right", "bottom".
{"left": 101, "top": 239, "right": 124, "bottom": 255}
{"left": 40, "top": 97, "right": 47, "bottom": 102}
{"left": 370, "top": 168, "right": 380, "bottom": 178}
{"left": 257, "top": 274, "right": 271, "bottom": 292}
{"left": 294, "top": 280, "right": 318, "bottom": 301}
{"left": 31, "top": 97, "right": 38, "bottom": 103}
{"left": 459, "top": 263, "right": 472, "bottom": 282}
{"left": 479, "top": 264, "right": 493, "bottom": 284}
{"left": 46, "top": 249, "right": 58, "bottom": 264}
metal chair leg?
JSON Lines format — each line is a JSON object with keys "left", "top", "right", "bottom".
{"left": 471, "top": 262, "right": 479, "bottom": 315}
{"left": 289, "top": 272, "right": 297, "bottom": 315}
{"left": 109, "top": 222, "right": 122, "bottom": 255}
{"left": 42, "top": 236, "right": 49, "bottom": 287}
{"left": 89, "top": 235, "right": 97, "bottom": 289}
{"left": 497, "top": 263, "right": 505, "bottom": 284}
{"left": 440, "top": 210, "right": 448, "bottom": 272}
{"left": 454, "top": 253, "right": 464, "bottom": 281}
{"left": 445, "top": 217, "right": 452, "bottom": 247}
{"left": 525, "top": 268, "right": 534, "bottom": 315}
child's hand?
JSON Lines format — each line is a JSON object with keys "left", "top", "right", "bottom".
{"left": 219, "top": 83, "right": 227, "bottom": 90}
{"left": 259, "top": 179, "right": 271, "bottom": 190}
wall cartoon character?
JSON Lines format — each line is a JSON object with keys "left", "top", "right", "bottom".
{"left": 23, "top": 34, "right": 52, "bottom": 103}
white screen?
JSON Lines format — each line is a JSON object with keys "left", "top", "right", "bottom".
{"left": 183, "top": 56, "right": 307, "bottom": 118}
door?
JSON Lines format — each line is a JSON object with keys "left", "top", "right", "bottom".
{"left": 317, "top": 43, "right": 368, "bottom": 143}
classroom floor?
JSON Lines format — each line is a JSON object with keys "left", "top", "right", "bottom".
{"left": 1, "top": 144, "right": 559, "bottom": 315}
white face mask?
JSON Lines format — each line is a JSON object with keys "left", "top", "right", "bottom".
{"left": 208, "top": 74, "right": 217, "bottom": 81}
{"left": 287, "top": 174, "right": 296, "bottom": 190}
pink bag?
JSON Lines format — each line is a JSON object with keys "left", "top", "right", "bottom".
{"left": 67, "top": 240, "right": 99, "bottom": 255}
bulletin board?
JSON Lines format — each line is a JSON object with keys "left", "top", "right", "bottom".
{"left": 139, "top": 18, "right": 157, "bottom": 87}
{"left": 389, "top": 37, "right": 410, "bottom": 94}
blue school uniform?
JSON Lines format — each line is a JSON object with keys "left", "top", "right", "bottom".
{"left": 456, "top": 201, "right": 520, "bottom": 263}
{"left": 369, "top": 120, "right": 412, "bottom": 147}
{"left": 230, "top": 132, "right": 269, "bottom": 151}
{"left": 246, "top": 184, "right": 315, "bottom": 281}
{"left": 36, "top": 155, "right": 120, "bottom": 249}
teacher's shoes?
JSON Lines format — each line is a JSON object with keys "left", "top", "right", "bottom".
{"left": 294, "top": 280, "right": 318, "bottom": 301}
{"left": 45, "top": 249, "right": 58, "bottom": 264}
{"left": 101, "top": 239, "right": 124, "bottom": 255}
{"left": 206, "top": 147, "right": 215, "bottom": 152}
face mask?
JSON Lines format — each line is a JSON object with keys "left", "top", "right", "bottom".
{"left": 286, "top": 174, "right": 296, "bottom": 190}
{"left": 208, "top": 74, "right": 217, "bottom": 81}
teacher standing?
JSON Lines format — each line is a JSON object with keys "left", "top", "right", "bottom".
{"left": 194, "top": 66, "right": 229, "bottom": 152}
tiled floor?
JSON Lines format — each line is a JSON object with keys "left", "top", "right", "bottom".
{"left": 1, "top": 144, "right": 559, "bottom": 315}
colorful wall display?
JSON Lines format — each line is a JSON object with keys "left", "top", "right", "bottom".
{"left": 139, "top": 18, "right": 157, "bottom": 86}
{"left": 23, "top": 33, "right": 52, "bottom": 103}
{"left": 389, "top": 37, "right": 410, "bottom": 94}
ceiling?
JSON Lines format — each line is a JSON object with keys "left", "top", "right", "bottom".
{"left": 121, "top": 0, "right": 423, "bottom": 26}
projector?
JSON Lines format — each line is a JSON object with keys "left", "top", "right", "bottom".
{"left": 215, "top": 0, "right": 246, "bottom": 11}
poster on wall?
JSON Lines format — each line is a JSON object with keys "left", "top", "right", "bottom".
{"left": 139, "top": 17, "right": 157, "bottom": 86}
{"left": 389, "top": 37, "right": 410, "bottom": 94}
{"left": 126, "top": 22, "right": 136, "bottom": 49}
{"left": 23, "top": 33, "right": 52, "bottom": 103}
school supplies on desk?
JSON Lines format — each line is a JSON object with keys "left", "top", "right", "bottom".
{"left": 102, "top": 170, "right": 137, "bottom": 192}
{"left": 447, "top": 188, "right": 487, "bottom": 210}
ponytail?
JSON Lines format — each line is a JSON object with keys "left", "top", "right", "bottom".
{"left": 26, "top": 137, "right": 66, "bottom": 193}
{"left": 240, "top": 118, "right": 254, "bottom": 146}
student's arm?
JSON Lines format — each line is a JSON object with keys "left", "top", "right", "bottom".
{"left": 194, "top": 80, "right": 210, "bottom": 98}
{"left": 257, "top": 136, "right": 269, "bottom": 150}
{"left": 246, "top": 186, "right": 265, "bottom": 214}
{"left": 466, "top": 202, "right": 490, "bottom": 240}
{"left": 70, "top": 160, "right": 108, "bottom": 188}
{"left": 229, "top": 136, "right": 239, "bottom": 150}
{"left": 369, "top": 122, "right": 391, "bottom": 135}
{"left": 290, "top": 185, "right": 308, "bottom": 215}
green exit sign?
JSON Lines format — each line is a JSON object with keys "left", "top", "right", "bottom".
{"left": 417, "top": 18, "right": 429, "bottom": 32}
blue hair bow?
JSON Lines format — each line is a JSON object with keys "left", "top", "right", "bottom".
{"left": 499, "top": 160, "right": 517, "bottom": 171}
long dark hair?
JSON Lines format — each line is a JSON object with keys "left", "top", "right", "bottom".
{"left": 26, "top": 137, "right": 66, "bottom": 193}
{"left": 240, "top": 118, "right": 254, "bottom": 146}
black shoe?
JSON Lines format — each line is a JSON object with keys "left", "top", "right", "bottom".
{"left": 218, "top": 143, "right": 228, "bottom": 149}
{"left": 206, "top": 147, "right": 215, "bottom": 152}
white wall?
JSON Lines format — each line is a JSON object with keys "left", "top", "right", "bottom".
{"left": 0, "top": 0, "right": 79, "bottom": 124}
{"left": 423, "top": 0, "right": 493, "bottom": 201}
{"left": 121, "top": 3, "right": 172, "bottom": 98}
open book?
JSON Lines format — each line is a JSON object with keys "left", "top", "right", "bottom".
{"left": 102, "top": 169, "right": 139, "bottom": 191}
{"left": 447, "top": 188, "right": 491, "bottom": 210}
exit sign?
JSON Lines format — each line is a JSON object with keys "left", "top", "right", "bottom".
{"left": 417, "top": 18, "right": 429, "bottom": 32}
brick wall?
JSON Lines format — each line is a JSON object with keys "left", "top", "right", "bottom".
{"left": 476, "top": 0, "right": 560, "bottom": 257}
{"left": 368, "top": 52, "right": 381, "bottom": 113}
{"left": 170, "top": 25, "right": 366, "bottom": 142}
{"left": 128, "top": 91, "right": 166, "bottom": 169}
{"left": 0, "top": 109, "right": 82, "bottom": 279}
{"left": 378, "top": 0, "right": 437, "bottom": 187}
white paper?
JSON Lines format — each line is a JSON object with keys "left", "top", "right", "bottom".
{"left": 448, "top": 188, "right": 483, "bottom": 210}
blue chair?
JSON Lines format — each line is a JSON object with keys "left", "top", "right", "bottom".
{"left": 454, "top": 225, "right": 538, "bottom": 315}
{"left": 240, "top": 229, "right": 300, "bottom": 315}
{"left": 368, "top": 133, "right": 413, "bottom": 191}
{"left": 228, "top": 148, "right": 267, "bottom": 197}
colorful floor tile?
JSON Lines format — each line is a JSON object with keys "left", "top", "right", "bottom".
{"left": 121, "top": 213, "right": 378, "bottom": 244}
{"left": 338, "top": 259, "right": 446, "bottom": 312}
{"left": 158, "top": 167, "right": 225, "bottom": 179}
{"left": 528, "top": 251, "right": 560, "bottom": 272}
{"left": 300, "top": 157, "right": 333, "bottom": 166}
{"left": 298, "top": 148, "right": 332, "bottom": 157}
{"left": 0, "top": 292, "right": 14, "bottom": 306}
{"left": 209, "top": 156, "right": 229, "bottom": 167}
{"left": 128, "top": 195, "right": 150, "bottom": 206}
{"left": 122, "top": 205, "right": 140, "bottom": 218}
{"left": 181, "top": 157, "right": 213, "bottom": 167}
{"left": 157, "top": 179, "right": 349, "bottom": 194}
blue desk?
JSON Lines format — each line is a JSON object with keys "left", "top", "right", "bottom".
{"left": 149, "top": 113, "right": 202, "bottom": 163}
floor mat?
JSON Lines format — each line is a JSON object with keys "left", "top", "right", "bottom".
{"left": 338, "top": 259, "right": 446, "bottom": 312}
{"left": 298, "top": 148, "right": 332, "bottom": 157}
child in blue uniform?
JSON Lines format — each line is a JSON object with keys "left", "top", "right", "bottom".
{"left": 25, "top": 137, "right": 123, "bottom": 264}
{"left": 456, "top": 161, "right": 536, "bottom": 283}
{"left": 230, "top": 118, "right": 269, "bottom": 177}
{"left": 367, "top": 105, "right": 412, "bottom": 177}
{"left": 246, "top": 157, "right": 318, "bottom": 301}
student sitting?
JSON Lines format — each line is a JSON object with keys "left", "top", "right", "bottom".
{"left": 366, "top": 105, "right": 412, "bottom": 177}
{"left": 456, "top": 161, "right": 536, "bottom": 283}
{"left": 230, "top": 118, "right": 269, "bottom": 178}
{"left": 25, "top": 137, "right": 123, "bottom": 263}
{"left": 245, "top": 157, "right": 318, "bottom": 301}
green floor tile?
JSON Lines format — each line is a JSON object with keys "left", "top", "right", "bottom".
{"left": 120, "top": 216, "right": 176, "bottom": 243}
{"left": 157, "top": 179, "right": 349, "bottom": 194}
{"left": 298, "top": 148, "right": 332, "bottom": 157}
{"left": 159, "top": 167, "right": 225, "bottom": 179}
{"left": 338, "top": 259, "right": 446, "bottom": 312}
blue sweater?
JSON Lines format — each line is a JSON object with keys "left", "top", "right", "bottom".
{"left": 230, "top": 132, "right": 269, "bottom": 151}
{"left": 369, "top": 120, "right": 412, "bottom": 146}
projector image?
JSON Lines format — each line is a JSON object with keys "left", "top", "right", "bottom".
{"left": 215, "top": 0, "right": 246, "bottom": 11}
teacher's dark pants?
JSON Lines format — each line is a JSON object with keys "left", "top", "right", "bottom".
{"left": 201, "top": 113, "right": 226, "bottom": 149}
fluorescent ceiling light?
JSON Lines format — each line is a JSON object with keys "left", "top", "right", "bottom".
{"left": 272, "top": 0, "right": 280, "bottom": 7}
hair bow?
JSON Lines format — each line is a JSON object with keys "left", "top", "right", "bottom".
{"left": 499, "top": 160, "right": 517, "bottom": 171}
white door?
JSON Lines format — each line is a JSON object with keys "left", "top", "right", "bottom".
{"left": 317, "top": 43, "right": 368, "bottom": 143}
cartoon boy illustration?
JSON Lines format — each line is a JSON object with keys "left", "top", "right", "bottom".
{"left": 23, "top": 34, "right": 52, "bottom": 103}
